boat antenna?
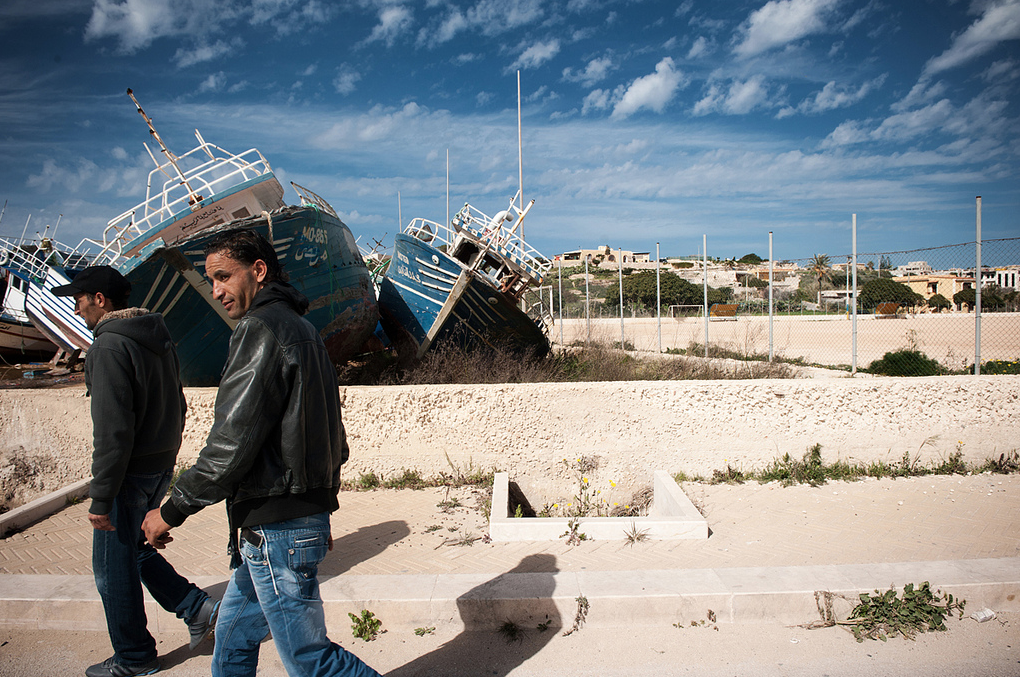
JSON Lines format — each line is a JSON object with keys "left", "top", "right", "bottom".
{"left": 126, "top": 88, "right": 203, "bottom": 205}
{"left": 51, "top": 213, "right": 62, "bottom": 241}
{"left": 0, "top": 200, "right": 6, "bottom": 231}
{"left": 20, "top": 214, "right": 31, "bottom": 242}
{"left": 517, "top": 70, "right": 524, "bottom": 242}
{"left": 398, "top": 191, "right": 402, "bottom": 230}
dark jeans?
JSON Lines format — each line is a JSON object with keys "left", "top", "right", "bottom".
{"left": 93, "top": 468, "right": 207, "bottom": 665}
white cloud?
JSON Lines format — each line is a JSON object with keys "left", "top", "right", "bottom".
{"left": 197, "top": 72, "right": 227, "bottom": 93}
{"left": 610, "top": 57, "right": 685, "bottom": 119}
{"left": 687, "top": 35, "right": 710, "bottom": 59}
{"left": 693, "top": 75, "right": 771, "bottom": 115}
{"left": 733, "top": 0, "right": 841, "bottom": 58}
{"left": 892, "top": 80, "right": 948, "bottom": 112}
{"left": 465, "top": 0, "right": 544, "bottom": 37}
{"left": 820, "top": 120, "right": 870, "bottom": 147}
{"left": 511, "top": 39, "right": 561, "bottom": 70}
{"left": 871, "top": 99, "right": 955, "bottom": 140}
{"left": 923, "top": 0, "right": 1020, "bottom": 77}
{"left": 84, "top": 0, "right": 178, "bottom": 52}
{"left": 365, "top": 5, "right": 413, "bottom": 47}
{"left": 582, "top": 88, "right": 611, "bottom": 115}
{"left": 788, "top": 75, "right": 887, "bottom": 115}
{"left": 723, "top": 75, "right": 770, "bottom": 114}
{"left": 333, "top": 64, "right": 362, "bottom": 95}
{"left": 173, "top": 39, "right": 238, "bottom": 68}
{"left": 983, "top": 58, "right": 1020, "bottom": 81}
{"left": 562, "top": 56, "right": 614, "bottom": 86}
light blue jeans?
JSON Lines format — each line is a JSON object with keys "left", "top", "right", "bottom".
{"left": 212, "top": 512, "right": 381, "bottom": 677}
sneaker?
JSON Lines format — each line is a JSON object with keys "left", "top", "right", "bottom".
{"left": 85, "top": 656, "right": 159, "bottom": 677}
{"left": 188, "top": 596, "right": 220, "bottom": 650}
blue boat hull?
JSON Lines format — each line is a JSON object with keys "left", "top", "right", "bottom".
{"left": 378, "top": 233, "right": 548, "bottom": 362}
{"left": 122, "top": 205, "right": 379, "bottom": 386}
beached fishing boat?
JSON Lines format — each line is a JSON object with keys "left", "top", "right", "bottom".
{"left": 0, "top": 266, "right": 58, "bottom": 358}
{"left": 0, "top": 237, "right": 92, "bottom": 355}
{"left": 81, "top": 91, "right": 378, "bottom": 385}
{"left": 377, "top": 192, "right": 552, "bottom": 363}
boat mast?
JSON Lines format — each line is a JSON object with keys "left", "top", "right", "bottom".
{"left": 126, "top": 88, "right": 204, "bottom": 206}
{"left": 517, "top": 70, "right": 524, "bottom": 242}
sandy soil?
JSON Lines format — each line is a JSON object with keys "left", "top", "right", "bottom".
{"left": 2, "top": 376, "right": 1018, "bottom": 513}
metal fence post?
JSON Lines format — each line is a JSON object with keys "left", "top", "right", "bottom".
{"left": 976, "top": 196, "right": 982, "bottom": 375}
{"left": 619, "top": 248, "right": 624, "bottom": 348}
{"left": 768, "top": 231, "right": 774, "bottom": 361}
{"left": 703, "top": 234, "right": 709, "bottom": 359}
{"left": 852, "top": 214, "right": 858, "bottom": 375}
{"left": 585, "top": 255, "right": 590, "bottom": 343}
{"left": 557, "top": 258, "right": 563, "bottom": 346}
{"left": 656, "top": 242, "right": 661, "bottom": 354}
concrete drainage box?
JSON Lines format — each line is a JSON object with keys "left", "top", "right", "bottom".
{"left": 488, "top": 470, "right": 708, "bottom": 542}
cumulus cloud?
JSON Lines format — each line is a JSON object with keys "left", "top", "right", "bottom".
{"left": 922, "top": 0, "right": 1020, "bottom": 77}
{"left": 510, "top": 39, "right": 561, "bottom": 70}
{"left": 84, "top": 0, "right": 335, "bottom": 53}
{"left": 197, "top": 72, "right": 227, "bottom": 93}
{"left": 820, "top": 119, "right": 870, "bottom": 148}
{"left": 733, "top": 0, "right": 841, "bottom": 58}
{"left": 780, "top": 75, "right": 887, "bottom": 117}
{"left": 610, "top": 57, "right": 685, "bottom": 119}
{"left": 333, "top": 63, "right": 362, "bottom": 95}
{"left": 562, "top": 55, "right": 614, "bottom": 85}
{"left": 687, "top": 35, "right": 710, "bottom": 58}
{"left": 582, "top": 88, "right": 611, "bottom": 115}
{"left": 693, "top": 75, "right": 771, "bottom": 115}
{"left": 364, "top": 5, "right": 413, "bottom": 47}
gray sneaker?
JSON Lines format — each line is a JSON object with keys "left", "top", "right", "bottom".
{"left": 85, "top": 656, "right": 159, "bottom": 677}
{"left": 188, "top": 597, "right": 220, "bottom": 650}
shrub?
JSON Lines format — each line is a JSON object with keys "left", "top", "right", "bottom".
{"left": 867, "top": 350, "right": 945, "bottom": 376}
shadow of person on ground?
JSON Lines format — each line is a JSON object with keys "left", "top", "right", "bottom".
{"left": 320, "top": 520, "right": 410, "bottom": 577}
{"left": 386, "top": 553, "right": 561, "bottom": 677}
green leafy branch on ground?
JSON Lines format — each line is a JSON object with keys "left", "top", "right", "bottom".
{"left": 349, "top": 609, "right": 383, "bottom": 641}
{"left": 802, "top": 583, "right": 966, "bottom": 642}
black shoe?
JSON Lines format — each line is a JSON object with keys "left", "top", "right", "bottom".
{"left": 85, "top": 656, "right": 159, "bottom": 677}
{"left": 188, "top": 596, "right": 220, "bottom": 650}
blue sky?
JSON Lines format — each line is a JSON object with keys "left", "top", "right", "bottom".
{"left": 0, "top": 0, "right": 1017, "bottom": 264}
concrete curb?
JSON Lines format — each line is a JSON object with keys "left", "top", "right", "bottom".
{"left": 0, "top": 479, "right": 90, "bottom": 538}
{"left": 3, "top": 558, "right": 1016, "bottom": 632}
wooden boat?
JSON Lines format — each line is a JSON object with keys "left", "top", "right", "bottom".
{"left": 0, "top": 264, "right": 58, "bottom": 358}
{"left": 80, "top": 91, "right": 378, "bottom": 385}
{"left": 377, "top": 192, "right": 552, "bottom": 363}
{"left": 0, "top": 237, "right": 91, "bottom": 355}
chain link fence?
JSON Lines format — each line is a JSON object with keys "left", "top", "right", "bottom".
{"left": 547, "top": 237, "right": 1020, "bottom": 376}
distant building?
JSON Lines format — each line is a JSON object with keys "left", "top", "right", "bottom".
{"left": 992, "top": 266, "right": 1020, "bottom": 291}
{"left": 894, "top": 274, "right": 973, "bottom": 303}
{"left": 893, "top": 261, "right": 933, "bottom": 276}
{"left": 561, "top": 246, "right": 650, "bottom": 264}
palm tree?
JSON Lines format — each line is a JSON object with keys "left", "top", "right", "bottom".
{"left": 810, "top": 254, "right": 831, "bottom": 305}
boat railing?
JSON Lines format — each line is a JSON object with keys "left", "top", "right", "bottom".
{"left": 93, "top": 134, "right": 274, "bottom": 264}
{"left": 451, "top": 202, "right": 552, "bottom": 281}
{"left": 0, "top": 237, "right": 74, "bottom": 282}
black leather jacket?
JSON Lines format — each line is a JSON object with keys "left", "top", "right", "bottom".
{"left": 162, "top": 282, "right": 347, "bottom": 530}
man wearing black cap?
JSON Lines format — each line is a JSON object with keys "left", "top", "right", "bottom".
{"left": 54, "top": 266, "right": 218, "bottom": 677}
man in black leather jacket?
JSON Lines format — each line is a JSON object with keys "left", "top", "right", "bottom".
{"left": 142, "top": 229, "right": 379, "bottom": 677}
{"left": 54, "top": 266, "right": 217, "bottom": 677}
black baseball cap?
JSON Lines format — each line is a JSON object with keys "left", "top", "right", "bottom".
{"left": 52, "top": 266, "right": 132, "bottom": 299}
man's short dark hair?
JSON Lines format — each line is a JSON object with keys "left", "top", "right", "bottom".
{"left": 204, "top": 229, "right": 288, "bottom": 283}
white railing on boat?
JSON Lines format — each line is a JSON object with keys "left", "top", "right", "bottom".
{"left": 86, "top": 131, "right": 275, "bottom": 265}
{"left": 402, "top": 198, "right": 552, "bottom": 288}
{"left": 0, "top": 237, "right": 91, "bottom": 280}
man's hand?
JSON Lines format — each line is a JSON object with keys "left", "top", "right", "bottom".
{"left": 88, "top": 513, "right": 115, "bottom": 531}
{"left": 141, "top": 508, "right": 174, "bottom": 549}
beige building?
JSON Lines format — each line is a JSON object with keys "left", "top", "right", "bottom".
{"left": 894, "top": 274, "right": 973, "bottom": 303}
{"left": 560, "top": 246, "right": 651, "bottom": 264}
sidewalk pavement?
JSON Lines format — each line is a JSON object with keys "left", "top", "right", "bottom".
{"left": 1, "top": 473, "right": 1018, "bottom": 641}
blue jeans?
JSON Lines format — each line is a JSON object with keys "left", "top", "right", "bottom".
{"left": 213, "top": 512, "right": 380, "bottom": 677}
{"left": 93, "top": 468, "right": 208, "bottom": 665}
